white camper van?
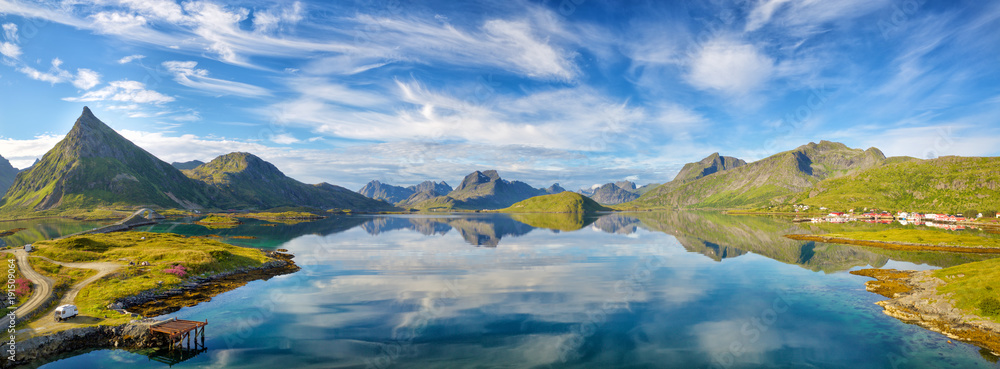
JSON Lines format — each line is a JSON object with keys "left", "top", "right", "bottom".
{"left": 23, "top": 244, "right": 32, "bottom": 252}
{"left": 54, "top": 304, "right": 78, "bottom": 321}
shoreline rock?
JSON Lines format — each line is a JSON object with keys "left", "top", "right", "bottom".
{"left": 852, "top": 268, "right": 1000, "bottom": 356}
{"left": 4, "top": 321, "right": 167, "bottom": 368}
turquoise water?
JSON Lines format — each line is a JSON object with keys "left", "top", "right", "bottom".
{"left": 30, "top": 213, "right": 1000, "bottom": 368}
{"left": 0, "top": 218, "right": 107, "bottom": 248}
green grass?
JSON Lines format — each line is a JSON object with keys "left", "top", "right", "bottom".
{"left": 934, "top": 258, "right": 1000, "bottom": 322}
{"left": 499, "top": 192, "right": 610, "bottom": 213}
{"left": 196, "top": 215, "right": 241, "bottom": 224}
{"left": 241, "top": 211, "right": 324, "bottom": 219}
{"left": 32, "top": 232, "right": 270, "bottom": 319}
{"left": 821, "top": 229, "right": 1000, "bottom": 248}
{"left": 795, "top": 156, "right": 1000, "bottom": 213}
{"left": 29, "top": 256, "right": 97, "bottom": 296}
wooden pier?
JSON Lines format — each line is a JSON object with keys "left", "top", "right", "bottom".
{"left": 150, "top": 318, "right": 207, "bottom": 351}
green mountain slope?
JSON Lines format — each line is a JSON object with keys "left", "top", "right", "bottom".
{"left": 0, "top": 154, "right": 17, "bottom": 196}
{"left": 186, "top": 152, "right": 392, "bottom": 211}
{"left": 627, "top": 141, "right": 885, "bottom": 209}
{"left": 500, "top": 192, "right": 611, "bottom": 213}
{"left": 793, "top": 156, "right": 1000, "bottom": 213}
{"left": 0, "top": 107, "right": 215, "bottom": 215}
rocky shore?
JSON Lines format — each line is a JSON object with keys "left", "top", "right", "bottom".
{"left": 4, "top": 321, "right": 167, "bottom": 368}
{"left": 852, "top": 268, "right": 1000, "bottom": 355}
{"left": 117, "top": 251, "right": 299, "bottom": 317}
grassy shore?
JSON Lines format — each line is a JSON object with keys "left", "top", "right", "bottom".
{"left": 934, "top": 258, "right": 1000, "bottom": 323}
{"left": 31, "top": 232, "right": 271, "bottom": 325}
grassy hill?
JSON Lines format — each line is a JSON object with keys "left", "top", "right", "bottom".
{"left": 792, "top": 156, "right": 1000, "bottom": 213}
{"left": 623, "top": 141, "right": 885, "bottom": 210}
{"left": 500, "top": 192, "right": 610, "bottom": 213}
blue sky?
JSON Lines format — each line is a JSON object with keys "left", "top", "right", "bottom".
{"left": 0, "top": 0, "right": 998, "bottom": 191}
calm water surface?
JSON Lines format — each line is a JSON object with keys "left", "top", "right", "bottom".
{"left": 30, "top": 212, "right": 1000, "bottom": 368}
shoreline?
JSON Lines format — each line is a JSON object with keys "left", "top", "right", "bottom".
{"left": 116, "top": 251, "right": 299, "bottom": 317}
{"left": 784, "top": 234, "right": 1000, "bottom": 254}
{"left": 851, "top": 268, "right": 1000, "bottom": 356}
{"left": 5, "top": 251, "right": 299, "bottom": 368}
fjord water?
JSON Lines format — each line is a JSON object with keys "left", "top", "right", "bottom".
{"left": 35, "top": 213, "right": 999, "bottom": 368}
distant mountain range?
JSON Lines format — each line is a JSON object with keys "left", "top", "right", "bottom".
{"left": 0, "top": 107, "right": 391, "bottom": 216}
{"left": 358, "top": 180, "right": 453, "bottom": 204}
{"left": 359, "top": 170, "right": 569, "bottom": 210}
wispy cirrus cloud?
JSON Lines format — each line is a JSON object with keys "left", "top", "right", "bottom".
{"left": 63, "top": 80, "right": 173, "bottom": 104}
{"left": 162, "top": 61, "right": 271, "bottom": 97}
{"left": 117, "top": 54, "right": 145, "bottom": 64}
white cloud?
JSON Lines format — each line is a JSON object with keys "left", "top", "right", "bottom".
{"left": 89, "top": 11, "right": 147, "bottom": 34}
{"left": 17, "top": 58, "right": 72, "bottom": 84}
{"left": 72, "top": 68, "right": 101, "bottom": 90}
{"left": 2, "top": 23, "right": 17, "bottom": 43}
{"left": 15, "top": 58, "right": 103, "bottom": 90}
{"left": 0, "top": 42, "right": 21, "bottom": 59}
{"left": 268, "top": 78, "right": 647, "bottom": 151}
{"left": 117, "top": 54, "right": 145, "bottom": 64}
{"left": 162, "top": 60, "right": 270, "bottom": 97}
{"left": 0, "top": 134, "right": 62, "bottom": 169}
{"left": 270, "top": 133, "right": 299, "bottom": 145}
{"left": 252, "top": 1, "right": 304, "bottom": 34}
{"left": 744, "top": 0, "right": 893, "bottom": 35}
{"left": 686, "top": 38, "right": 774, "bottom": 95}
{"left": 63, "top": 80, "right": 174, "bottom": 104}
{"left": 745, "top": 0, "right": 792, "bottom": 32}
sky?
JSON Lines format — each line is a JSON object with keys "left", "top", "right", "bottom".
{"left": 0, "top": 0, "right": 998, "bottom": 192}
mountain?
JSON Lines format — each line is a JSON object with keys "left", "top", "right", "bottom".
{"left": 185, "top": 152, "right": 392, "bottom": 211}
{"left": 589, "top": 183, "right": 640, "bottom": 205}
{"left": 358, "top": 180, "right": 453, "bottom": 204}
{"left": 794, "top": 156, "right": 1000, "bottom": 213}
{"left": 627, "top": 141, "right": 885, "bottom": 209}
{"left": 0, "top": 107, "right": 216, "bottom": 214}
{"left": 411, "top": 181, "right": 452, "bottom": 194}
{"left": 409, "top": 170, "right": 547, "bottom": 210}
{"left": 0, "top": 154, "right": 17, "bottom": 196}
{"left": 673, "top": 153, "right": 747, "bottom": 183}
{"left": 171, "top": 160, "right": 205, "bottom": 170}
{"left": 615, "top": 181, "right": 637, "bottom": 190}
{"left": 545, "top": 183, "right": 567, "bottom": 194}
{"left": 359, "top": 180, "right": 415, "bottom": 204}
{"left": 501, "top": 192, "right": 611, "bottom": 213}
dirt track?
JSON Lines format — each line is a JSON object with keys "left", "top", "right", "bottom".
{"left": 0, "top": 251, "right": 121, "bottom": 331}
{"left": 0, "top": 250, "right": 53, "bottom": 329}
